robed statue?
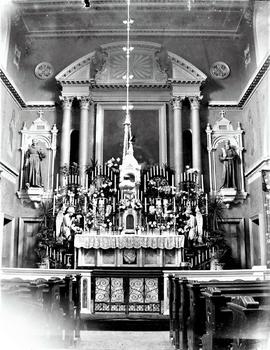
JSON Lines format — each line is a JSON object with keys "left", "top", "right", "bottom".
{"left": 219, "top": 140, "right": 237, "bottom": 189}
{"left": 24, "top": 139, "right": 46, "bottom": 188}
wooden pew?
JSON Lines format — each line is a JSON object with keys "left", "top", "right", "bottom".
{"left": 227, "top": 296, "right": 270, "bottom": 350}
{"left": 1, "top": 274, "right": 82, "bottom": 348}
{"left": 201, "top": 288, "right": 270, "bottom": 350}
{"left": 187, "top": 281, "right": 270, "bottom": 350}
{"left": 169, "top": 277, "right": 270, "bottom": 350}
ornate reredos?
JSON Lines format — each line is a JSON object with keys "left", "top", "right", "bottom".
{"left": 55, "top": 41, "right": 206, "bottom": 86}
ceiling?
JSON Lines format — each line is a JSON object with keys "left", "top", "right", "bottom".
{"left": 11, "top": 0, "right": 251, "bottom": 38}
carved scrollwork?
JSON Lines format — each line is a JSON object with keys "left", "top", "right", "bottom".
{"left": 155, "top": 46, "right": 173, "bottom": 78}
{"left": 90, "top": 46, "right": 108, "bottom": 80}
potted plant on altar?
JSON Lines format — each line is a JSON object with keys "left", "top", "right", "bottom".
{"left": 34, "top": 201, "right": 56, "bottom": 268}
{"left": 206, "top": 196, "right": 231, "bottom": 270}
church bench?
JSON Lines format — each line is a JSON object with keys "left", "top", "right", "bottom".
{"left": 187, "top": 283, "right": 270, "bottom": 350}
{"left": 201, "top": 289, "right": 270, "bottom": 350}
{"left": 168, "top": 277, "right": 270, "bottom": 350}
{"left": 1, "top": 274, "right": 82, "bottom": 348}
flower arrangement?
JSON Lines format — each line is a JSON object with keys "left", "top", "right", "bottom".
{"left": 106, "top": 157, "right": 121, "bottom": 172}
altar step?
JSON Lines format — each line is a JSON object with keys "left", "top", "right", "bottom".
{"left": 81, "top": 313, "right": 169, "bottom": 331}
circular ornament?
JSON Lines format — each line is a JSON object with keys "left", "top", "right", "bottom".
{"left": 35, "top": 62, "right": 54, "bottom": 80}
{"left": 210, "top": 61, "right": 230, "bottom": 80}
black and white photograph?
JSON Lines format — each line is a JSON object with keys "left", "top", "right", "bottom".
{"left": 0, "top": 0, "right": 269, "bottom": 349}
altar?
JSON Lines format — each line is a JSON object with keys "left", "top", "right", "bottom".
{"left": 75, "top": 233, "right": 185, "bottom": 268}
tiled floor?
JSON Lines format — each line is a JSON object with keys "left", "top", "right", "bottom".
{"left": 77, "top": 331, "right": 174, "bottom": 350}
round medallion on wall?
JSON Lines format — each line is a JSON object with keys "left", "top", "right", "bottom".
{"left": 210, "top": 61, "right": 230, "bottom": 79}
{"left": 35, "top": 62, "right": 54, "bottom": 80}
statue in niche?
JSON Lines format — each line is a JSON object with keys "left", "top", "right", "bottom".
{"left": 155, "top": 46, "right": 172, "bottom": 78}
{"left": 219, "top": 140, "right": 237, "bottom": 189}
{"left": 24, "top": 139, "right": 46, "bottom": 188}
{"left": 90, "top": 46, "right": 108, "bottom": 79}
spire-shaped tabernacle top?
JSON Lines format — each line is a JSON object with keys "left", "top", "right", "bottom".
{"left": 122, "top": 0, "right": 134, "bottom": 159}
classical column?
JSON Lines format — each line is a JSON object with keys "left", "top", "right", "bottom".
{"left": 172, "top": 96, "right": 184, "bottom": 180}
{"left": 60, "top": 97, "right": 73, "bottom": 169}
{"left": 190, "top": 96, "right": 202, "bottom": 173}
{"left": 79, "top": 97, "right": 90, "bottom": 184}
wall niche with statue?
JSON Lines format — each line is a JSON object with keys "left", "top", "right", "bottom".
{"left": 206, "top": 111, "right": 247, "bottom": 207}
{"left": 17, "top": 111, "right": 58, "bottom": 207}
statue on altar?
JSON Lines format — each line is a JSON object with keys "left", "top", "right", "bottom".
{"left": 184, "top": 203, "right": 197, "bottom": 247}
{"left": 24, "top": 139, "right": 46, "bottom": 188}
{"left": 219, "top": 139, "right": 237, "bottom": 189}
{"left": 57, "top": 207, "right": 82, "bottom": 247}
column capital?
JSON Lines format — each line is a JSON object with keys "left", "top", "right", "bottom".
{"left": 171, "top": 96, "right": 184, "bottom": 110}
{"left": 78, "top": 96, "right": 91, "bottom": 110}
{"left": 60, "top": 96, "right": 74, "bottom": 109}
{"left": 189, "top": 96, "right": 202, "bottom": 110}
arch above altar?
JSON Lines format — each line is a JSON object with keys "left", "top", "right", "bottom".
{"left": 55, "top": 41, "right": 207, "bottom": 99}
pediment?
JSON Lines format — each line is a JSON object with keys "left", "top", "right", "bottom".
{"left": 56, "top": 41, "right": 206, "bottom": 86}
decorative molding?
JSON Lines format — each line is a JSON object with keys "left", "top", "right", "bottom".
{"left": 245, "top": 157, "right": 270, "bottom": 181}
{"left": 210, "top": 61, "right": 230, "bottom": 80}
{"left": 209, "top": 55, "right": 270, "bottom": 109}
{"left": 34, "top": 61, "right": 54, "bottom": 80}
{"left": 26, "top": 30, "right": 242, "bottom": 39}
{"left": 0, "top": 67, "right": 56, "bottom": 109}
{"left": 0, "top": 67, "right": 26, "bottom": 108}
{"left": 55, "top": 41, "right": 206, "bottom": 86}
{"left": 0, "top": 160, "right": 19, "bottom": 184}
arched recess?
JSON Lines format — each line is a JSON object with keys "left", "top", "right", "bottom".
{"left": 55, "top": 41, "right": 206, "bottom": 165}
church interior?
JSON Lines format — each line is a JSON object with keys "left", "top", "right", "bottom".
{"left": 0, "top": 0, "right": 270, "bottom": 349}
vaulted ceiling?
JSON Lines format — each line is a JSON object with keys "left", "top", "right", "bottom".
{"left": 13, "top": 0, "right": 251, "bottom": 38}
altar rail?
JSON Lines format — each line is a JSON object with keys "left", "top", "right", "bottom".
{"left": 1, "top": 267, "right": 269, "bottom": 317}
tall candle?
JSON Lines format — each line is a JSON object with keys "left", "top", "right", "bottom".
{"left": 86, "top": 174, "right": 88, "bottom": 190}
{"left": 53, "top": 195, "right": 56, "bottom": 216}
{"left": 56, "top": 173, "right": 59, "bottom": 192}
{"left": 201, "top": 174, "right": 204, "bottom": 192}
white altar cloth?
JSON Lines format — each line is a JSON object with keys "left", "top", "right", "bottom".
{"left": 74, "top": 234, "right": 185, "bottom": 250}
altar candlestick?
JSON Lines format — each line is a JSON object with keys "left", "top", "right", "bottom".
{"left": 86, "top": 174, "right": 88, "bottom": 190}
{"left": 144, "top": 174, "right": 146, "bottom": 192}
{"left": 84, "top": 196, "right": 87, "bottom": 213}
{"left": 144, "top": 198, "right": 147, "bottom": 212}
{"left": 53, "top": 195, "right": 56, "bottom": 216}
{"left": 173, "top": 198, "right": 176, "bottom": 212}
{"left": 114, "top": 174, "right": 117, "bottom": 191}
{"left": 201, "top": 174, "right": 204, "bottom": 192}
{"left": 56, "top": 174, "right": 59, "bottom": 192}
{"left": 205, "top": 193, "right": 208, "bottom": 215}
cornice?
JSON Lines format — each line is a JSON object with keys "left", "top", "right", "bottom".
{"left": 0, "top": 67, "right": 56, "bottom": 110}
{"left": 16, "top": 0, "right": 249, "bottom": 10}
{"left": 209, "top": 55, "right": 270, "bottom": 110}
{"left": 0, "top": 68, "right": 26, "bottom": 108}
{"left": 25, "top": 30, "right": 241, "bottom": 39}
